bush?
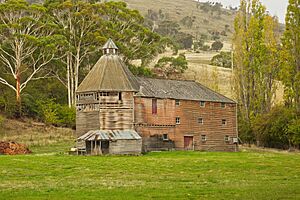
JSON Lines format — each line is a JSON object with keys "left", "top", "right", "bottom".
{"left": 210, "top": 51, "right": 231, "bottom": 68}
{"left": 211, "top": 41, "right": 223, "bottom": 51}
{"left": 36, "top": 99, "right": 75, "bottom": 128}
{"left": 252, "top": 106, "right": 299, "bottom": 149}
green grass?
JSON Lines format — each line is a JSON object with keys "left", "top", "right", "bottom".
{"left": 0, "top": 151, "right": 299, "bottom": 200}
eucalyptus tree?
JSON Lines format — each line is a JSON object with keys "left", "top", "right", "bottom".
{"left": 46, "top": 0, "right": 169, "bottom": 107}
{"left": 0, "top": 0, "right": 63, "bottom": 114}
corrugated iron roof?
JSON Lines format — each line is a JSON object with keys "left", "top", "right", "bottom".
{"left": 77, "top": 130, "right": 141, "bottom": 141}
{"left": 76, "top": 55, "right": 140, "bottom": 93}
{"left": 137, "top": 77, "right": 236, "bottom": 103}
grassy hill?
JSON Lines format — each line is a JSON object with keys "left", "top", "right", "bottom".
{"left": 0, "top": 115, "right": 75, "bottom": 154}
{"left": 120, "top": 0, "right": 236, "bottom": 40}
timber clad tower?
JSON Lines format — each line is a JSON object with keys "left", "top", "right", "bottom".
{"left": 76, "top": 39, "right": 238, "bottom": 155}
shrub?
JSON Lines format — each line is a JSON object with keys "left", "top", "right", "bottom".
{"left": 252, "top": 106, "right": 299, "bottom": 149}
{"left": 211, "top": 41, "right": 223, "bottom": 51}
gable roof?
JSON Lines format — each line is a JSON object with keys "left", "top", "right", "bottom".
{"left": 77, "top": 55, "right": 139, "bottom": 93}
{"left": 137, "top": 77, "right": 236, "bottom": 103}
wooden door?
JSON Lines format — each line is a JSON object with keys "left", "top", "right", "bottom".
{"left": 184, "top": 136, "right": 194, "bottom": 150}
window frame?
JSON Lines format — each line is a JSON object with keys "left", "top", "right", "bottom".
{"left": 162, "top": 134, "right": 169, "bottom": 141}
{"left": 201, "top": 134, "right": 207, "bottom": 142}
{"left": 198, "top": 117, "right": 203, "bottom": 124}
{"left": 176, "top": 117, "right": 180, "bottom": 125}
{"left": 175, "top": 99, "right": 180, "bottom": 106}
{"left": 200, "top": 101, "right": 205, "bottom": 107}
{"left": 152, "top": 99, "right": 157, "bottom": 115}
{"left": 221, "top": 102, "right": 226, "bottom": 108}
{"left": 222, "top": 119, "right": 227, "bottom": 126}
{"left": 224, "top": 135, "right": 230, "bottom": 142}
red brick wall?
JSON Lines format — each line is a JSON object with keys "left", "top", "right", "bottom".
{"left": 134, "top": 97, "right": 238, "bottom": 151}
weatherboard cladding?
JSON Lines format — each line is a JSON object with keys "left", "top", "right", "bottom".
{"left": 77, "top": 130, "right": 141, "bottom": 141}
{"left": 137, "top": 77, "right": 236, "bottom": 103}
{"left": 76, "top": 55, "right": 139, "bottom": 93}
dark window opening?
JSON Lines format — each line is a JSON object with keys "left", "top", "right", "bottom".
{"left": 152, "top": 99, "right": 157, "bottom": 114}
{"left": 198, "top": 118, "right": 203, "bottom": 124}
{"left": 176, "top": 117, "right": 180, "bottom": 124}
{"left": 175, "top": 100, "right": 180, "bottom": 106}
{"left": 200, "top": 101, "right": 205, "bottom": 107}
{"left": 221, "top": 102, "right": 226, "bottom": 108}
{"left": 222, "top": 119, "right": 227, "bottom": 125}
{"left": 162, "top": 134, "right": 168, "bottom": 141}
{"left": 119, "top": 92, "right": 122, "bottom": 101}
{"left": 224, "top": 135, "right": 230, "bottom": 142}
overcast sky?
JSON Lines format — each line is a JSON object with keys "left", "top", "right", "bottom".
{"left": 197, "top": 0, "right": 289, "bottom": 23}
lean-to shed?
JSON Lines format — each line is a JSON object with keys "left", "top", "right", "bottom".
{"left": 77, "top": 130, "right": 142, "bottom": 155}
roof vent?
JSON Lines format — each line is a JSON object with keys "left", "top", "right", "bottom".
{"left": 102, "top": 38, "right": 118, "bottom": 55}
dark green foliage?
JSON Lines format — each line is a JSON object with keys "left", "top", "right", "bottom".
{"left": 154, "top": 53, "right": 188, "bottom": 78}
{"left": 211, "top": 41, "right": 223, "bottom": 51}
{"left": 36, "top": 99, "right": 75, "bottom": 128}
{"left": 128, "top": 64, "right": 153, "bottom": 77}
{"left": 252, "top": 106, "right": 299, "bottom": 149}
{"left": 210, "top": 51, "right": 231, "bottom": 68}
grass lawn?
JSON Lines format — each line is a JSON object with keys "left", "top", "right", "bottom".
{"left": 0, "top": 151, "right": 300, "bottom": 200}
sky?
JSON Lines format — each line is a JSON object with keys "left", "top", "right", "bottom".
{"left": 197, "top": 0, "right": 289, "bottom": 23}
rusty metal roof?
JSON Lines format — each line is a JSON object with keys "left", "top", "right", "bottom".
{"left": 77, "top": 130, "right": 141, "bottom": 141}
{"left": 76, "top": 54, "right": 140, "bottom": 93}
{"left": 137, "top": 77, "right": 236, "bottom": 103}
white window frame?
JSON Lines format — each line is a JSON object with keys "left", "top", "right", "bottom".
{"left": 176, "top": 117, "right": 180, "bottom": 125}
{"left": 201, "top": 135, "right": 207, "bottom": 142}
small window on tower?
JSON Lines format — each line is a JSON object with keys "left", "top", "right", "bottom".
{"left": 201, "top": 135, "right": 207, "bottom": 142}
{"left": 224, "top": 135, "right": 230, "bottom": 142}
{"left": 152, "top": 99, "right": 157, "bottom": 114}
{"left": 119, "top": 92, "right": 122, "bottom": 101}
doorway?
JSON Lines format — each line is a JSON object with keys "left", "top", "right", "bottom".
{"left": 101, "top": 140, "right": 109, "bottom": 154}
{"left": 184, "top": 136, "right": 194, "bottom": 150}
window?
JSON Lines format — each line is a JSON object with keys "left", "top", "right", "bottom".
{"left": 175, "top": 99, "right": 180, "bottom": 106}
{"left": 201, "top": 135, "right": 207, "bottom": 142}
{"left": 221, "top": 102, "right": 226, "bottom": 108}
{"left": 162, "top": 134, "right": 168, "bottom": 141}
{"left": 222, "top": 119, "right": 227, "bottom": 125}
{"left": 118, "top": 92, "right": 122, "bottom": 101}
{"left": 200, "top": 101, "right": 205, "bottom": 107}
{"left": 224, "top": 135, "right": 230, "bottom": 142}
{"left": 152, "top": 99, "right": 157, "bottom": 114}
{"left": 176, "top": 117, "right": 180, "bottom": 124}
{"left": 198, "top": 118, "right": 203, "bottom": 124}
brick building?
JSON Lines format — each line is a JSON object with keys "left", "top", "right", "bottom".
{"left": 76, "top": 39, "right": 238, "bottom": 154}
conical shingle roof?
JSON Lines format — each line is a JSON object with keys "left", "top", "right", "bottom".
{"left": 77, "top": 40, "right": 139, "bottom": 93}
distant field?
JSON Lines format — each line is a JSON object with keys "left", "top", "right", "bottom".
{"left": 0, "top": 151, "right": 299, "bottom": 200}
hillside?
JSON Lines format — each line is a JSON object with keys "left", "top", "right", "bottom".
{"left": 119, "top": 0, "right": 236, "bottom": 40}
{"left": 0, "top": 116, "right": 75, "bottom": 154}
